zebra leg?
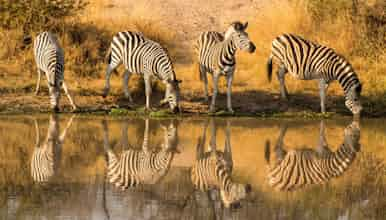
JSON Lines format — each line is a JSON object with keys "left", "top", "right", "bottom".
{"left": 35, "top": 69, "right": 42, "bottom": 95}
{"left": 120, "top": 119, "right": 129, "bottom": 150}
{"left": 224, "top": 120, "right": 233, "bottom": 171}
{"left": 317, "top": 120, "right": 331, "bottom": 155}
{"left": 276, "top": 65, "right": 289, "bottom": 100}
{"left": 33, "top": 118, "right": 40, "bottom": 148}
{"left": 62, "top": 81, "right": 77, "bottom": 111}
{"left": 59, "top": 115, "right": 75, "bottom": 143}
{"left": 142, "top": 119, "right": 150, "bottom": 153}
{"left": 226, "top": 73, "right": 234, "bottom": 113}
{"left": 208, "top": 118, "right": 217, "bottom": 152}
{"left": 144, "top": 75, "right": 153, "bottom": 111}
{"left": 209, "top": 74, "right": 219, "bottom": 113}
{"left": 275, "top": 125, "right": 288, "bottom": 161}
{"left": 102, "top": 63, "right": 118, "bottom": 98}
{"left": 123, "top": 70, "right": 133, "bottom": 103}
{"left": 319, "top": 79, "right": 328, "bottom": 113}
{"left": 199, "top": 65, "right": 209, "bottom": 102}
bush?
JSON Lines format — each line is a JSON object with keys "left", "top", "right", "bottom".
{"left": 0, "top": 0, "right": 88, "bottom": 33}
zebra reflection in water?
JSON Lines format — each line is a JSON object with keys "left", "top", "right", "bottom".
{"left": 31, "top": 115, "right": 74, "bottom": 183}
{"left": 191, "top": 119, "right": 251, "bottom": 209}
{"left": 102, "top": 119, "right": 179, "bottom": 189}
{"left": 265, "top": 121, "right": 360, "bottom": 191}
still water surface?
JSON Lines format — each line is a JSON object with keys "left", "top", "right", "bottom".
{"left": 0, "top": 115, "right": 385, "bottom": 220}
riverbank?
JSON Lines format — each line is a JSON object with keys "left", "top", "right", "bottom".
{"left": 0, "top": 89, "right": 384, "bottom": 118}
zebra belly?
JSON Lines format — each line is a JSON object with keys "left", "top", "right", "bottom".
{"left": 288, "top": 70, "right": 321, "bottom": 80}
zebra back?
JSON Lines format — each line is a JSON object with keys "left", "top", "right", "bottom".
{"left": 266, "top": 122, "right": 360, "bottom": 191}
{"left": 33, "top": 31, "right": 64, "bottom": 87}
{"left": 270, "top": 33, "right": 361, "bottom": 93}
{"left": 109, "top": 31, "right": 177, "bottom": 82}
{"left": 104, "top": 119, "right": 178, "bottom": 190}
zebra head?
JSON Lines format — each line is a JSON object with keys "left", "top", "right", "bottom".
{"left": 345, "top": 83, "right": 362, "bottom": 116}
{"left": 48, "top": 83, "right": 61, "bottom": 112}
{"left": 220, "top": 183, "right": 252, "bottom": 209}
{"left": 225, "top": 21, "right": 256, "bottom": 53}
{"left": 161, "top": 119, "right": 179, "bottom": 152}
{"left": 165, "top": 79, "right": 182, "bottom": 113}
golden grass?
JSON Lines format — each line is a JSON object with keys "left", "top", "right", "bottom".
{"left": 0, "top": 0, "right": 384, "bottom": 112}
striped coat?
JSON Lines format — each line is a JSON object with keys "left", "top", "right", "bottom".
{"left": 102, "top": 119, "right": 178, "bottom": 189}
{"left": 31, "top": 115, "right": 74, "bottom": 183}
{"left": 191, "top": 119, "right": 251, "bottom": 208}
{"left": 267, "top": 33, "right": 362, "bottom": 115}
{"left": 265, "top": 121, "right": 360, "bottom": 191}
{"left": 102, "top": 31, "right": 181, "bottom": 112}
{"left": 33, "top": 32, "right": 76, "bottom": 112}
{"left": 196, "top": 22, "right": 255, "bottom": 113}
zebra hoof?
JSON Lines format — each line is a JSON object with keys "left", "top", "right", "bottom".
{"left": 52, "top": 106, "right": 60, "bottom": 113}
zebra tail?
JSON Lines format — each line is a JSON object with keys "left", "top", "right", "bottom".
{"left": 267, "top": 55, "right": 273, "bottom": 83}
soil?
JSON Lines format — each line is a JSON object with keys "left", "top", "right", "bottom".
{"left": 1, "top": 88, "right": 383, "bottom": 118}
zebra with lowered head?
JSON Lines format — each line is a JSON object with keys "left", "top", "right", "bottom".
{"left": 191, "top": 119, "right": 251, "bottom": 209}
{"left": 267, "top": 33, "right": 362, "bottom": 115}
{"left": 265, "top": 121, "right": 360, "bottom": 191}
{"left": 102, "top": 31, "right": 182, "bottom": 113}
{"left": 102, "top": 118, "right": 179, "bottom": 190}
{"left": 33, "top": 31, "right": 77, "bottom": 112}
{"left": 196, "top": 21, "right": 256, "bottom": 113}
{"left": 31, "top": 115, "right": 74, "bottom": 183}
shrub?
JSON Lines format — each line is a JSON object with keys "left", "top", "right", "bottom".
{"left": 0, "top": 0, "right": 88, "bottom": 33}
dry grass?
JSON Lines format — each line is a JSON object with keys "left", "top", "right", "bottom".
{"left": 0, "top": 0, "right": 384, "bottom": 114}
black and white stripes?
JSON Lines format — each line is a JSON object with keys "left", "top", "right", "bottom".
{"left": 267, "top": 33, "right": 362, "bottom": 115}
{"left": 191, "top": 119, "right": 251, "bottom": 208}
{"left": 196, "top": 22, "right": 256, "bottom": 113}
{"left": 265, "top": 121, "right": 360, "bottom": 191}
{"left": 102, "top": 119, "right": 179, "bottom": 189}
{"left": 102, "top": 31, "right": 181, "bottom": 112}
{"left": 33, "top": 32, "right": 76, "bottom": 112}
{"left": 31, "top": 115, "right": 74, "bottom": 183}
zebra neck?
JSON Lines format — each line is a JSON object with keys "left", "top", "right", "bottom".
{"left": 220, "top": 39, "right": 236, "bottom": 63}
{"left": 335, "top": 70, "right": 359, "bottom": 96}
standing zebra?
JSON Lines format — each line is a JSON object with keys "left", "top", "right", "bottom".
{"left": 33, "top": 32, "right": 77, "bottom": 112}
{"left": 102, "top": 118, "right": 179, "bottom": 190}
{"left": 31, "top": 115, "right": 74, "bottom": 183}
{"left": 102, "top": 31, "right": 181, "bottom": 113}
{"left": 191, "top": 119, "right": 251, "bottom": 209}
{"left": 264, "top": 121, "right": 360, "bottom": 191}
{"left": 267, "top": 33, "right": 362, "bottom": 115}
{"left": 196, "top": 21, "right": 256, "bottom": 113}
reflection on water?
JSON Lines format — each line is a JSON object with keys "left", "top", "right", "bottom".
{"left": 265, "top": 121, "right": 361, "bottom": 191}
{"left": 103, "top": 118, "right": 179, "bottom": 189}
{"left": 191, "top": 119, "right": 251, "bottom": 209}
{"left": 31, "top": 115, "right": 74, "bottom": 183}
{"left": 0, "top": 115, "right": 385, "bottom": 219}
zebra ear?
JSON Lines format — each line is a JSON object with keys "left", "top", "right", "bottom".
{"left": 176, "top": 79, "right": 182, "bottom": 84}
{"left": 243, "top": 22, "right": 249, "bottom": 30}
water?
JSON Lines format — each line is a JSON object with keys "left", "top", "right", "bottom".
{"left": 0, "top": 115, "right": 385, "bottom": 220}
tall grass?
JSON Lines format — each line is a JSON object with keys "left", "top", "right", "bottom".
{"left": 0, "top": 0, "right": 384, "bottom": 111}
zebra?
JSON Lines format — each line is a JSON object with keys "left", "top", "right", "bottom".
{"left": 191, "top": 119, "right": 251, "bottom": 209}
{"left": 31, "top": 114, "right": 74, "bottom": 183}
{"left": 102, "top": 118, "right": 179, "bottom": 190}
{"left": 266, "top": 33, "right": 362, "bottom": 115}
{"left": 196, "top": 21, "right": 256, "bottom": 113}
{"left": 33, "top": 31, "right": 77, "bottom": 112}
{"left": 102, "top": 31, "right": 182, "bottom": 113}
{"left": 264, "top": 121, "right": 360, "bottom": 191}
